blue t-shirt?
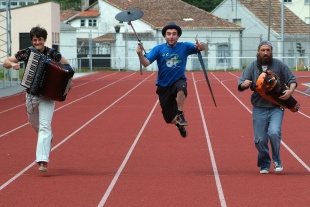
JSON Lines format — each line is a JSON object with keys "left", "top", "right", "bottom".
{"left": 145, "top": 42, "right": 197, "bottom": 87}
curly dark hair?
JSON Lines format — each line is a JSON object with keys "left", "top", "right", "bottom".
{"left": 29, "top": 25, "right": 48, "bottom": 40}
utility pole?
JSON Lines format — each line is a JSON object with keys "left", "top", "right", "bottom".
{"left": 0, "top": 0, "right": 11, "bottom": 87}
{"left": 281, "top": 0, "right": 284, "bottom": 59}
{"left": 268, "top": 0, "right": 270, "bottom": 41}
{"left": 0, "top": 0, "right": 11, "bottom": 60}
{"left": 89, "top": 30, "right": 92, "bottom": 71}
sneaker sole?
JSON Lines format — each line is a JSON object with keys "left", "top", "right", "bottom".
{"left": 181, "top": 131, "right": 187, "bottom": 138}
{"left": 260, "top": 169, "right": 269, "bottom": 174}
{"left": 176, "top": 125, "right": 187, "bottom": 138}
{"left": 274, "top": 167, "right": 283, "bottom": 172}
{"left": 38, "top": 167, "right": 48, "bottom": 172}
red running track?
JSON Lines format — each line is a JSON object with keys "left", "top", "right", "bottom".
{"left": 0, "top": 71, "right": 309, "bottom": 207}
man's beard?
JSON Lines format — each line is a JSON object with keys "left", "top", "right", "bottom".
{"left": 258, "top": 54, "right": 273, "bottom": 65}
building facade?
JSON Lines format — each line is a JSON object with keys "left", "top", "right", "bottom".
{"left": 0, "top": 1, "right": 61, "bottom": 63}
{"left": 282, "top": 0, "right": 310, "bottom": 24}
{"left": 0, "top": 0, "right": 39, "bottom": 10}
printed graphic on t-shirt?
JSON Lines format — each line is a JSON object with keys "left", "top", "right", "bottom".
{"left": 165, "top": 54, "right": 182, "bottom": 68}
{"left": 262, "top": 65, "right": 268, "bottom": 71}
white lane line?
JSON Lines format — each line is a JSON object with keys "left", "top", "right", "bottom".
{"left": 0, "top": 73, "right": 135, "bottom": 138}
{"left": 192, "top": 72, "right": 227, "bottom": 207}
{"left": 0, "top": 73, "right": 154, "bottom": 191}
{"left": 0, "top": 104, "right": 24, "bottom": 114}
{"left": 212, "top": 72, "right": 310, "bottom": 173}
{"left": 228, "top": 72, "right": 310, "bottom": 118}
{"left": 0, "top": 72, "right": 117, "bottom": 114}
{"left": 97, "top": 99, "right": 159, "bottom": 207}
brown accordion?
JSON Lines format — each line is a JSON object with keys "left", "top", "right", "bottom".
{"left": 256, "top": 69, "right": 300, "bottom": 112}
{"left": 21, "top": 48, "right": 74, "bottom": 101}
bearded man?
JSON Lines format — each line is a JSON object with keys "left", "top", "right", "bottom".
{"left": 238, "top": 40, "right": 297, "bottom": 174}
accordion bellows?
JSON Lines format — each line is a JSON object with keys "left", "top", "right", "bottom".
{"left": 256, "top": 70, "right": 300, "bottom": 112}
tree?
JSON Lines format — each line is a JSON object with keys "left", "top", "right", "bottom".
{"left": 182, "top": 0, "right": 223, "bottom": 12}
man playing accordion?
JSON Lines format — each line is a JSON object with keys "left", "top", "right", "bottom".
{"left": 238, "top": 40, "right": 297, "bottom": 174}
{"left": 3, "top": 26, "right": 71, "bottom": 172}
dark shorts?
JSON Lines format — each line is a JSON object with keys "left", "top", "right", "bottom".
{"left": 156, "top": 79, "right": 187, "bottom": 123}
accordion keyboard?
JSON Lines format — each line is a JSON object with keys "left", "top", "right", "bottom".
{"left": 21, "top": 51, "right": 41, "bottom": 88}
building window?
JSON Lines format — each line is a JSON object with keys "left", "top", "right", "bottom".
{"left": 57, "top": 32, "right": 59, "bottom": 44}
{"left": 233, "top": 19, "right": 241, "bottom": 26}
{"left": 284, "top": 0, "right": 292, "bottom": 2}
{"left": 81, "top": 19, "right": 85, "bottom": 27}
{"left": 89, "top": 19, "right": 97, "bottom": 27}
{"left": 305, "top": 0, "right": 309, "bottom": 4}
{"left": 1, "top": 2, "right": 6, "bottom": 6}
{"left": 11, "top": 1, "right": 18, "bottom": 6}
{"left": 20, "top": 2, "right": 26, "bottom": 6}
{"left": 27, "top": 2, "right": 34, "bottom": 5}
{"left": 52, "top": 32, "right": 55, "bottom": 44}
{"left": 217, "top": 44, "right": 230, "bottom": 65}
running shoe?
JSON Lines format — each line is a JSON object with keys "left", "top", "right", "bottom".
{"left": 176, "top": 124, "right": 187, "bottom": 138}
{"left": 274, "top": 162, "right": 283, "bottom": 172}
{"left": 38, "top": 162, "right": 48, "bottom": 172}
{"left": 176, "top": 113, "right": 188, "bottom": 126}
{"left": 260, "top": 168, "right": 269, "bottom": 174}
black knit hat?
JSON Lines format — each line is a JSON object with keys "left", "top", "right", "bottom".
{"left": 161, "top": 22, "right": 182, "bottom": 37}
{"left": 258, "top": 40, "right": 273, "bottom": 50}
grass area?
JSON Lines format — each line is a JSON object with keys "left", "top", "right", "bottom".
{"left": 0, "top": 68, "right": 24, "bottom": 81}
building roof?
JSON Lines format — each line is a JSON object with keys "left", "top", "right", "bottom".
{"left": 93, "top": 33, "right": 116, "bottom": 42}
{"left": 61, "top": 9, "right": 99, "bottom": 22}
{"left": 105, "top": 0, "right": 243, "bottom": 30}
{"left": 238, "top": 0, "right": 310, "bottom": 35}
{"left": 77, "top": 33, "right": 116, "bottom": 43}
{"left": 60, "top": 10, "right": 80, "bottom": 22}
{"left": 60, "top": 21, "right": 76, "bottom": 31}
{"left": 75, "top": 10, "right": 99, "bottom": 18}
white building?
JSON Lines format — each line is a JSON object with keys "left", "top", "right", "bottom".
{"left": 63, "top": 0, "right": 243, "bottom": 71}
{"left": 282, "top": 0, "right": 310, "bottom": 24}
{"left": 0, "top": 0, "right": 39, "bottom": 10}
{"left": 60, "top": 22, "right": 77, "bottom": 67}
{"left": 0, "top": 1, "right": 61, "bottom": 63}
{"left": 212, "top": 0, "right": 310, "bottom": 68}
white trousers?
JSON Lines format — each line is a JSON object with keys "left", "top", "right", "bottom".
{"left": 26, "top": 94, "right": 55, "bottom": 163}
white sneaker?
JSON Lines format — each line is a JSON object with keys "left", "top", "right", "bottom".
{"left": 274, "top": 162, "right": 283, "bottom": 172}
{"left": 260, "top": 168, "right": 269, "bottom": 174}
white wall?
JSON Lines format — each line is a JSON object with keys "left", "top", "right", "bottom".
{"left": 282, "top": 0, "right": 310, "bottom": 24}
{"left": 0, "top": 0, "right": 39, "bottom": 10}
{"left": 100, "top": 0, "right": 242, "bottom": 70}
{"left": 69, "top": 18, "right": 100, "bottom": 38}
{"left": 99, "top": 1, "right": 154, "bottom": 34}
{"left": 212, "top": 0, "right": 279, "bottom": 56}
{"left": 60, "top": 30, "right": 77, "bottom": 62}
{"left": 0, "top": 2, "right": 61, "bottom": 63}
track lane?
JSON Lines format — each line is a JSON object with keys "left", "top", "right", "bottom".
{"left": 1, "top": 72, "right": 185, "bottom": 207}
{"left": 0, "top": 72, "right": 145, "bottom": 189}
{"left": 0, "top": 71, "right": 309, "bottom": 207}
{"left": 100, "top": 72, "right": 223, "bottom": 206}
{"left": 205, "top": 71, "right": 310, "bottom": 207}
{"left": 223, "top": 72, "right": 310, "bottom": 169}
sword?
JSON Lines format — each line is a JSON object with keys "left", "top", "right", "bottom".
{"left": 195, "top": 35, "right": 217, "bottom": 107}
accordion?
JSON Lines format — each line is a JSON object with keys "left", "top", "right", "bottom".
{"left": 20, "top": 48, "right": 74, "bottom": 101}
{"left": 256, "top": 69, "right": 300, "bottom": 112}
